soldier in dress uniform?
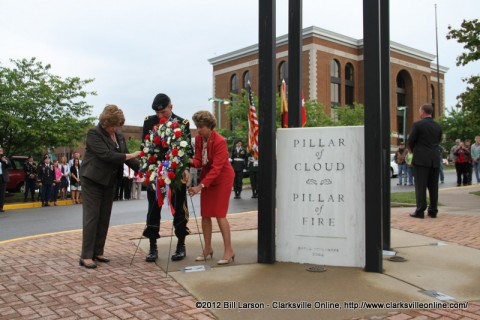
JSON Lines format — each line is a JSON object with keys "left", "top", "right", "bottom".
{"left": 230, "top": 140, "right": 247, "bottom": 199}
{"left": 23, "top": 156, "right": 37, "bottom": 202}
{"left": 142, "top": 93, "right": 192, "bottom": 262}
{"left": 247, "top": 150, "right": 258, "bottom": 198}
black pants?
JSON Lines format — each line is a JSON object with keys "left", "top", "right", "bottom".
{"left": 456, "top": 162, "right": 469, "bottom": 185}
{"left": 234, "top": 170, "right": 243, "bottom": 194}
{"left": 249, "top": 170, "right": 258, "bottom": 195}
{"left": 413, "top": 165, "right": 439, "bottom": 215}
{"left": 143, "top": 185, "right": 190, "bottom": 243}
{"left": 0, "top": 177, "right": 6, "bottom": 209}
{"left": 41, "top": 184, "right": 52, "bottom": 203}
{"left": 122, "top": 177, "right": 132, "bottom": 200}
{"left": 24, "top": 179, "right": 36, "bottom": 199}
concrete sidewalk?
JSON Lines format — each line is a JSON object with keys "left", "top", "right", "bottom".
{"left": 0, "top": 185, "right": 479, "bottom": 319}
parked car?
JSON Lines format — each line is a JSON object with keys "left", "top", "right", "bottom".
{"left": 6, "top": 156, "right": 28, "bottom": 192}
{"left": 390, "top": 154, "right": 398, "bottom": 178}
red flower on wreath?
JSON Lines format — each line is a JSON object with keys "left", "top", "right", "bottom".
{"left": 148, "top": 155, "right": 157, "bottom": 164}
{"left": 171, "top": 122, "right": 179, "bottom": 129}
{"left": 153, "top": 136, "right": 161, "bottom": 145}
{"left": 159, "top": 117, "right": 167, "bottom": 124}
{"left": 162, "top": 140, "right": 168, "bottom": 148}
{"left": 158, "top": 178, "right": 166, "bottom": 187}
{"left": 171, "top": 148, "right": 179, "bottom": 156}
{"left": 145, "top": 134, "right": 150, "bottom": 140}
{"left": 174, "top": 131, "right": 182, "bottom": 138}
{"left": 168, "top": 172, "right": 176, "bottom": 180}
{"left": 171, "top": 162, "right": 178, "bottom": 169}
{"left": 139, "top": 151, "right": 145, "bottom": 157}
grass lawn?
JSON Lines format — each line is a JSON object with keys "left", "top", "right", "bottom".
{"left": 470, "top": 191, "right": 480, "bottom": 197}
{"left": 390, "top": 191, "right": 416, "bottom": 204}
{"left": 5, "top": 192, "right": 27, "bottom": 203}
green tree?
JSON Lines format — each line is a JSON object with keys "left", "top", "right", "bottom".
{"left": 447, "top": 19, "right": 480, "bottom": 123}
{"left": 438, "top": 108, "right": 480, "bottom": 151}
{"left": 0, "top": 57, "right": 96, "bottom": 155}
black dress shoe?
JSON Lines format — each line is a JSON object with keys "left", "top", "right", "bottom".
{"left": 145, "top": 248, "right": 158, "bottom": 262}
{"left": 171, "top": 246, "right": 186, "bottom": 261}
{"left": 79, "top": 258, "right": 97, "bottom": 269}
{"left": 427, "top": 212, "right": 437, "bottom": 218}
{"left": 409, "top": 213, "right": 424, "bottom": 219}
{"left": 93, "top": 256, "right": 111, "bottom": 263}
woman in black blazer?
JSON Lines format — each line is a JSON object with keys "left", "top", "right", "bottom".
{"left": 79, "top": 105, "right": 140, "bottom": 269}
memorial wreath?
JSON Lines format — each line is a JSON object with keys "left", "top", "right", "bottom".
{"left": 139, "top": 117, "right": 192, "bottom": 208}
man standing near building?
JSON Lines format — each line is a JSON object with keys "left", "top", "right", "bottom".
{"left": 0, "top": 147, "right": 11, "bottom": 213}
{"left": 394, "top": 142, "right": 408, "bottom": 186}
{"left": 450, "top": 138, "right": 461, "bottom": 180}
{"left": 472, "top": 135, "right": 480, "bottom": 184}
{"left": 230, "top": 140, "right": 247, "bottom": 199}
{"left": 407, "top": 104, "right": 442, "bottom": 219}
{"left": 142, "top": 93, "right": 191, "bottom": 262}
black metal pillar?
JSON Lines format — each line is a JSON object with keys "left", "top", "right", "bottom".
{"left": 287, "top": 0, "right": 302, "bottom": 128}
{"left": 381, "top": 0, "right": 391, "bottom": 251}
{"left": 363, "top": 0, "right": 383, "bottom": 273}
{"left": 258, "top": 0, "right": 276, "bottom": 263}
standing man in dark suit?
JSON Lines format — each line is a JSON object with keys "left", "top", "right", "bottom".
{"left": 407, "top": 104, "right": 443, "bottom": 219}
{"left": 0, "top": 147, "right": 12, "bottom": 213}
{"left": 142, "top": 93, "right": 192, "bottom": 262}
{"left": 230, "top": 140, "right": 247, "bottom": 199}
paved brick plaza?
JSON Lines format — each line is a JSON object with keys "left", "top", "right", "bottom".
{"left": 1, "top": 206, "right": 479, "bottom": 319}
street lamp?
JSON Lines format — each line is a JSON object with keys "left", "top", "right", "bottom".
{"left": 208, "top": 97, "right": 230, "bottom": 129}
{"left": 397, "top": 106, "right": 407, "bottom": 143}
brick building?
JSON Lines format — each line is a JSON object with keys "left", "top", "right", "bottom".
{"left": 208, "top": 26, "right": 448, "bottom": 142}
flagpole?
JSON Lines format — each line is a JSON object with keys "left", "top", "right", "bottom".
{"left": 435, "top": 4, "right": 441, "bottom": 116}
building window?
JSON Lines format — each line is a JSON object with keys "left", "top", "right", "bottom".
{"left": 330, "top": 59, "right": 341, "bottom": 107}
{"left": 243, "top": 71, "right": 251, "bottom": 88}
{"left": 345, "top": 63, "right": 354, "bottom": 107}
{"left": 230, "top": 74, "right": 238, "bottom": 94}
{"left": 431, "top": 84, "right": 436, "bottom": 115}
{"left": 278, "top": 61, "right": 288, "bottom": 93}
{"left": 396, "top": 73, "right": 407, "bottom": 141}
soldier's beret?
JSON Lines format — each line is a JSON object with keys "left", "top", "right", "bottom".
{"left": 152, "top": 93, "right": 171, "bottom": 111}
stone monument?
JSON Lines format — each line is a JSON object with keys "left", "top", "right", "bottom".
{"left": 276, "top": 127, "right": 365, "bottom": 267}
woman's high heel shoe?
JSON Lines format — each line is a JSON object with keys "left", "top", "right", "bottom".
{"left": 217, "top": 254, "right": 235, "bottom": 265}
{"left": 195, "top": 250, "right": 213, "bottom": 261}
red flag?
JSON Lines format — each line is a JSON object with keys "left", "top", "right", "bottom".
{"left": 246, "top": 81, "right": 259, "bottom": 159}
{"left": 280, "top": 79, "right": 288, "bottom": 128}
{"left": 301, "top": 89, "right": 307, "bottom": 127}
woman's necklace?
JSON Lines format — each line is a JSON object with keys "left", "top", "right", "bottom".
{"left": 111, "top": 134, "right": 119, "bottom": 149}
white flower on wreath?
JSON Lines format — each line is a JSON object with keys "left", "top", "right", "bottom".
{"left": 180, "top": 141, "right": 187, "bottom": 148}
{"left": 178, "top": 150, "right": 185, "bottom": 157}
{"left": 165, "top": 177, "right": 171, "bottom": 184}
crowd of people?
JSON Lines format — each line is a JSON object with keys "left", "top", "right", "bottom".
{"left": 20, "top": 152, "right": 83, "bottom": 207}
{"left": 394, "top": 134, "right": 480, "bottom": 188}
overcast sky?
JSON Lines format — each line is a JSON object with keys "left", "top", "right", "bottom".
{"left": 1, "top": 0, "right": 479, "bottom": 127}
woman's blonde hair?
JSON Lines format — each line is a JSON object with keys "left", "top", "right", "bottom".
{"left": 99, "top": 104, "right": 125, "bottom": 128}
{"left": 192, "top": 110, "right": 216, "bottom": 129}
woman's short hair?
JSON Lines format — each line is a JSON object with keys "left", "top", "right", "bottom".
{"left": 99, "top": 104, "right": 125, "bottom": 128}
{"left": 192, "top": 110, "right": 217, "bottom": 129}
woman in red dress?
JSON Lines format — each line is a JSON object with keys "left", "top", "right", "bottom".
{"left": 188, "top": 110, "right": 235, "bottom": 265}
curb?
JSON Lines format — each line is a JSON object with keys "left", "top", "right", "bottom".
{"left": 4, "top": 199, "right": 75, "bottom": 210}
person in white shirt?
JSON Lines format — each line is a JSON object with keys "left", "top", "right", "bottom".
{"left": 121, "top": 163, "right": 134, "bottom": 200}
